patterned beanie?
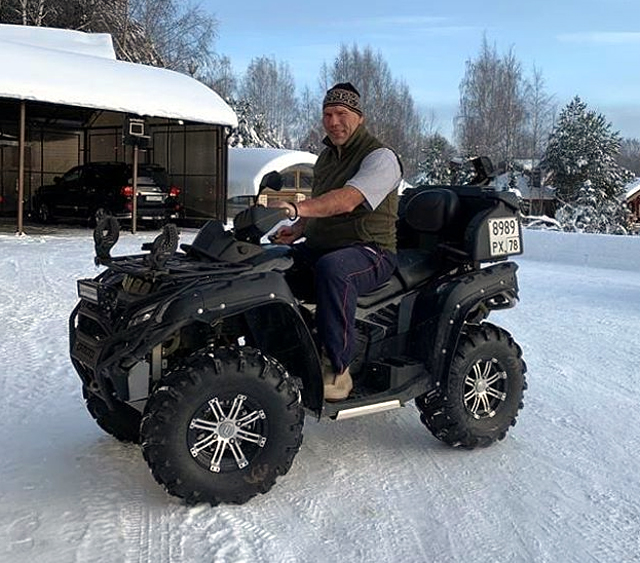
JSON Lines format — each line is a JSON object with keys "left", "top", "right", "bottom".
{"left": 322, "top": 82, "right": 363, "bottom": 115}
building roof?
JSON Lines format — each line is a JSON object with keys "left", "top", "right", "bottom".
{"left": 625, "top": 178, "right": 640, "bottom": 200}
{"left": 228, "top": 147, "right": 317, "bottom": 198}
{"left": 0, "top": 24, "right": 237, "bottom": 127}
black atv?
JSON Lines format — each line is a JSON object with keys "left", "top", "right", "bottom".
{"left": 70, "top": 159, "right": 527, "bottom": 505}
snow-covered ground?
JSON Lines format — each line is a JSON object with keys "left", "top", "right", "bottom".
{"left": 1, "top": 226, "right": 639, "bottom": 563}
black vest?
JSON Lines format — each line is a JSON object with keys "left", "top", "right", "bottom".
{"left": 304, "top": 125, "right": 399, "bottom": 252}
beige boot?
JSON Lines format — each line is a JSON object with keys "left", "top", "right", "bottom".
{"left": 324, "top": 367, "right": 353, "bottom": 402}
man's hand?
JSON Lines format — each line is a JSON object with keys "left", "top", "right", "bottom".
{"left": 269, "top": 222, "right": 304, "bottom": 245}
{"left": 269, "top": 200, "right": 297, "bottom": 220}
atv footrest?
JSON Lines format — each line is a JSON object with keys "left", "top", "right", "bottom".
{"left": 367, "top": 357, "right": 426, "bottom": 391}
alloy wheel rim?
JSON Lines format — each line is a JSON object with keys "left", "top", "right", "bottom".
{"left": 188, "top": 394, "right": 267, "bottom": 473}
{"left": 463, "top": 358, "right": 508, "bottom": 419}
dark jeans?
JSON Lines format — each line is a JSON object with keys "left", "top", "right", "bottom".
{"left": 288, "top": 242, "right": 397, "bottom": 374}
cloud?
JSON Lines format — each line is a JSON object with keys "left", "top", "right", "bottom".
{"left": 557, "top": 32, "right": 640, "bottom": 44}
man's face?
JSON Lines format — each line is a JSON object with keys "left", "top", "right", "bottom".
{"left": 322, "top": 105, "right": 364, "bottom": 146}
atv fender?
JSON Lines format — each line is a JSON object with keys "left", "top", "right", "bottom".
{"left": 155, "top": 271, "right": 324, "bottom": 415}
{"left": 413, "top": 261, "right": 519, "bottom": 382}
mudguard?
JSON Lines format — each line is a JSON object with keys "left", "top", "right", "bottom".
{"left": 411, "top": 261, "right": 519, "bottom": 380}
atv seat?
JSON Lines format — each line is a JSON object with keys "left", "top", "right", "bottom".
{"left": 357, "top": 189, "right": 461, "bottom": 309}
{"left": 356, "top": 249, "right": 441, "bottom": 308}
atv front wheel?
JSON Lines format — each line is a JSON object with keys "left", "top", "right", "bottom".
{"left": 82, "top": 386, "right": 142, "bottom": 443}
{"left": 141, "top": 347, "right": 304, "bottom": 505}
{"left": 416, "top": 323, "right": 526, "bottom": 448}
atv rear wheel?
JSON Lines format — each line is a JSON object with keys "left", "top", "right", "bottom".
{"left": 82, "top": 386, "right": 142, "bottom": 443}
{"left": 141, "top": 347, "right": 304, "bottom": 505}
{"left": 416, "top": 323, "right": 526, "bottom": 448}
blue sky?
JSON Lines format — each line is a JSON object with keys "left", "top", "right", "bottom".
{"left": 203, "top": 0, "right": 640, "bottom": 141}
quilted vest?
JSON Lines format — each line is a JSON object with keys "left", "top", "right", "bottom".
{"left": 304, "top": 125, "right": 399, "bottom": 252}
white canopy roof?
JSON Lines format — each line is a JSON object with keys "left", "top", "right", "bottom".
{"left": 228, "top": 147, "right": 317, "bottom": 198}
{"left": 0, "top": 24, "right": 237, "bottom": 127}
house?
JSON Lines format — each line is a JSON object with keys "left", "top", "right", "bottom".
{"left": 491, "top": 169, "right": 557, "bottom": 216}
{"left": 625, "top": 178, "right": 640, "bottom": 222}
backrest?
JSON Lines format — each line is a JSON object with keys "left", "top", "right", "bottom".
{"left": 397, "top": 185, "right": 523, "bottom": 263}
{"left": 397, "top": 187, "right": 461, "bottom": 251}
{"left": 403, "top": 188, "right": 460, "bottom": 233}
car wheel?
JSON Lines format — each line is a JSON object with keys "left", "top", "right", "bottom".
{"left": 82, "top": 386, "right": 142, "bottom": 443}
{"left": 415, "top": 322, "right": 527, "bottom": 448}
{"left": 141, "top": 347, "right": 304, "bottom": 505}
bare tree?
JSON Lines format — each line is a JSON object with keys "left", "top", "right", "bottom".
{"left": 318, "top": 43, "right": 427, "bottom": 177}
{"left": 204, "top": 54, "right": 237, "bottom": 101}
{"left": 523, "top": 65, "right": 555, "bottom": 164}
{"left": 1, "top": 0, "right": 217, "bottom": 72}
{"left": 128, "top": 0, "right": 217, "bottom": 74}
{"left": 297, "top": 85, "right": 323, "bottom": 153}
{"left": 617, "top": 138, "right": 640, "bottom": 176}
{"left": 239, "top": 56, "right": 299, "bottom": 147}
{"left": 456, "top": 36, "right": 527, "bottom": 167}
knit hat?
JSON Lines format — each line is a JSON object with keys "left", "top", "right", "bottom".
{"left": 322, "top": 82, "right": 363, "bottom": 115}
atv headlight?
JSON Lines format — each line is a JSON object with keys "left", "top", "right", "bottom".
{"left": 77, "top": 279, "right": 100, "bottom": 304}
{"left": 128, "top": 304, "right": 158, "bottom": 327}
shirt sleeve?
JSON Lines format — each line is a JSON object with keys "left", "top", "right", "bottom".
{"left": 345, "top": 148, "right": 402, "bottom": 210}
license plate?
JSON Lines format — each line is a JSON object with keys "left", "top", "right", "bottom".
{"left": 145, "top": 195, "right": 163, "bottom": 202}
{"left": 488, "top": 217, "right": 521, "bottom": 256}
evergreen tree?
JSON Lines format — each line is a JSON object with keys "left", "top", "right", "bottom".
{"left": 544, "top": 96, "right": 634, "bottom": 234}
{"left": 414, "top": 133, "right": 457, "bottom": 186}
{"left": 544, "top": 96, "right": 631, "bottom": 201}
{"left": 555, "top": 180, "right": 632, "bottom": 234}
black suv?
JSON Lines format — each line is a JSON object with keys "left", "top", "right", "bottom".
{"left": 33, "top": 162, "right": 181, "bottom": 225}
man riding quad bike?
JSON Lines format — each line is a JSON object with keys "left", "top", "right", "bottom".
{"left": 70, "top": 158, "right": 527, "bottom": 505}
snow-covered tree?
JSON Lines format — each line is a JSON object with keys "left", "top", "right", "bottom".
{"left": 555, "top": 180, "right": 632, "bottom": 234}
{"left": 544, "top": 96, "right": 631, "bottom": 201}
{"left": 226, "top": 100, "right": 284, "bottom": 149}
{"left": 617, "top": 138, "right": 640, "bottom": 176}
{"left": 413, "top": 133, "right": 457, "bottom": 186}
{"left": 543, "top": 96, "right": 634, "bottom": 233}
{"left": 0, "top": 0, "right": 218, "bottom": 72}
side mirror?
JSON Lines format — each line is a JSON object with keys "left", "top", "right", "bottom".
{"left": 259, "top": 170, "right": 283, "bottom": 192}
{"left": 54, "top": 176, "right": 61, "bottom": 184}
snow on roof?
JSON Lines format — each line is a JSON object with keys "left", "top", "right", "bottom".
{"left": 0, "top": 23, "right": 116, "bottom": 59}
{"left": 0, "top": 24, "right": 237, "bottom": 127}
{"left": 625, "top": 177, "right": 640, "bottom": 200}
{"left": 228, "top": 147, "right": 317, "bottom": 198}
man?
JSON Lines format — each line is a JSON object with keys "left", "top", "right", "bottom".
{"left": 270, "top": 82, "right": 402, "bottom": 401}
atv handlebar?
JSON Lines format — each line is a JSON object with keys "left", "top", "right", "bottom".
{"left": 234, "top": 205, "right": 289, "bottom": 244}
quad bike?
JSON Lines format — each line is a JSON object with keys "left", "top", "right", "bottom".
{"left": 70, "top": 158, "right": 527, "bottom": 505}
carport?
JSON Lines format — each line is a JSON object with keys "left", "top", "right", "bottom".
{"left": 0, "top": 24, "right": 238, "bottom": 233}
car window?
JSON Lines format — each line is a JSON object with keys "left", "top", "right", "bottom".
{"left": 137, "top": 165, "right": 169, "bottom": 189}
{"left": 61, "top": 167, "right": 82, "bottom": 183}
{"left": 93, "top": 164, "right": 127, "bottom": 186}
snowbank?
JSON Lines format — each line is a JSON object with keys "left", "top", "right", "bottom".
{"left": 523, "top": 229, "right": 640, "bottom": 271}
